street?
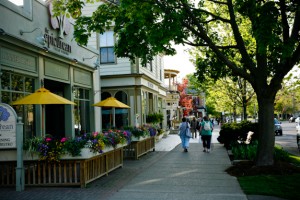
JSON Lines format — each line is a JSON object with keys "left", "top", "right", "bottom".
{"left": 275, "top": 120, "right": 299, "bottom": 156}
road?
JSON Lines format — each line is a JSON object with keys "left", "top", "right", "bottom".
{"left": 275, "top": 121, "right": 299, "bottom": 156}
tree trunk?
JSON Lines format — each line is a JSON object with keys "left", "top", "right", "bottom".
{"left": 243, "top": 102, "right": 247, "bottom": 120}
{"left": 256, "top": 96, "right": 275, "bottom": 166}
{"left": 242, "top": 80, "right": 248, "bottom": 120}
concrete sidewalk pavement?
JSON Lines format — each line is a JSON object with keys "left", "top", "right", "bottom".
{"left": 0, "top": 126, "right": 286, "bottom": 200}
{"left": 106, "top": 142, "right": 247, "bottom": 200}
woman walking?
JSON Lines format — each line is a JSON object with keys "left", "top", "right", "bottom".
{"left": 179, "top": 117, "right": 191, "bottom": 152}
{"left": 199, "top": 116, "right": 213, "bottom": 153}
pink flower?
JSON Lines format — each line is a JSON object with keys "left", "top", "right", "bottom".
{"left": 45, "top": 137, "right": 52, "bottom": 142}
{"left": 93, "top": 132, "right": 98, "bottom": 137}
{"left": 123, "top": 131, "right": 127, "bottom": 136}
{"left": 60, "top": 137, "right": 67, "bottom": 143}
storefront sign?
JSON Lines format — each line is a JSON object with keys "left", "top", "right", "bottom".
{"left": 0, "top": 103, "right": 17, "bottom": 149}
{"left": 46, "top": 3, "right": 72, "bottom": 55}
{"left": 44, "top": 33, "right": 72, "bottom": 54}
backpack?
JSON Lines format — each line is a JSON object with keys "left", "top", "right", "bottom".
{"left": 203, "top": 121, "right": 211, "bottom": 131}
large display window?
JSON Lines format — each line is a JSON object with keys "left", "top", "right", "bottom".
{"left": 0, "top": 70, "right": 35, "bottom": 139}
{"left": 73, "top": 87, "right": 91, "bottom": 135}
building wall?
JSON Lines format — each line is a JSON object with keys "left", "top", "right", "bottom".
{"left": 0, "top": 0, "right": 100, "bottom": 138}
{"left": 80, "top": 1, "right": 167, "bottom": 129}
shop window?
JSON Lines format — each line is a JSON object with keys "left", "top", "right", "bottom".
{"left": 115, "top": 91, "right": 129, "bottom": 129}
{"left": 73, "top": 87, "right": 91, "bottom": 135}
{"left": 0, "top": 70, "right": 35, "bottom": 139}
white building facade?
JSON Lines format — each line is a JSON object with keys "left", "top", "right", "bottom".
{"left": 0, "top": 0, "right": 101, "bottom": 140}
{"left": 82, "top": 2, "right": 167, "bottom": 130}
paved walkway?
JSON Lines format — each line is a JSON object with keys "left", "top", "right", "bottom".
{"left": 0, "top": 125, "right": 287, "bottom": 200}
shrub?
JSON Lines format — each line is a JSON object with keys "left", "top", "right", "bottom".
{"left": 231, "top": 142, "right": 293, "bottom": 162}
{"left": 123, "top": 126, "right": 149, "bottom": 139}
{"left": 64, "top": 135, "right": 87, "bottom": 156}
{"left": 146, "top": 113, "right": 163, "bottom": 124}
{"left": 231, "top": 140, "right": 258, "bottom": 160}
{"left": 217, "top": 121, "right": 259, "bottom": 149}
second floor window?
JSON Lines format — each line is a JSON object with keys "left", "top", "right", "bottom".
{"left": 100, "top": 31, "right": 115, "bottom": 64}
{"left": 100, "top": 47, "right": 114, "bottom": 63}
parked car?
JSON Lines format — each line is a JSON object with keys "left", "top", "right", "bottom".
{"left": 289, "top": 116, "right": 296, "bottom": 123}
{"left": 274, "top": 118, "right": 283, "bottom": 136}
{"left": 296, "top": 122, "right": 300, "bottom": 133}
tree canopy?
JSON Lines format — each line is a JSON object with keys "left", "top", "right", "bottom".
{"left": 54, "top": 0, "right": 300, "bottom": 166}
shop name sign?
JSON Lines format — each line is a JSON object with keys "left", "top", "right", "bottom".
{"left": 44, "top": 33, "right": 72, "bottom": 54}
{"left": 47, "top": 3, "right": 72, "bottom": 55}
{"left": 0, "top": 104, "right": 17, "bottom": 149}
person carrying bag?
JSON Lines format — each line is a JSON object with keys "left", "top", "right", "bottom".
{"left": 199, "top": 116, "right": 213, "bottom": 153}
{"left": 179, "top": 117, "right": 191, "bottom": 152}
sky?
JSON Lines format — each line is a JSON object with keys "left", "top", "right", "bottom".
{"left": 164, "top": 44, "right": 196, "bottom": 80}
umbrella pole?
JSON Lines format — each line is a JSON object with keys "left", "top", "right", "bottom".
{"left": 113, "top": 108, "right": 115, "bottom": 128}
{"left": 42, "top": 105, "right": 45, "bottom": 137}
{"left": 110, "top": 109, "right": 112, "bottom": 129}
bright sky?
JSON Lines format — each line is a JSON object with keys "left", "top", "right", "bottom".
{"left": 164, "top": 44, "right": 196, "bottom": 80}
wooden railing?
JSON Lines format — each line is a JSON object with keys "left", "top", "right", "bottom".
{"left": 123, "top": 137, "right": 155, "bottom": 159}
{"left": 0, "top": 147, "right": 123, "bottom": 188}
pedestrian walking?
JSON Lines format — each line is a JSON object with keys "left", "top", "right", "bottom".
{"left": 190, "top": 117, "right": 197, "bottom": 139}
{"left": 178, "top": 117, "right": 191, "bottom": 152}
{"left": 199, "top": 116, "right": 213, "bottom": 153}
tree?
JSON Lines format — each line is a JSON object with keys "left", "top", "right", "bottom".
{"left": 54, "top": 0, "right": 300, "bottom": 166}
{"left": 177, "top": 78, "right": 193, "bottom": 116}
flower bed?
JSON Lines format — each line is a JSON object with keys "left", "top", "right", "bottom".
{"left": 23, "top": 130, "right": 130, "bottom": 163}
{"left": 0, "top": 146, "right": 124, "bottom": 188}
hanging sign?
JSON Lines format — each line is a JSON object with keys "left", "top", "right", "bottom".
{"left": 0, "top": 103, "right": 17, "bottom": 149}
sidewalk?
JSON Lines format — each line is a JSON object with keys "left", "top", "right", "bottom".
{"left": 0, "top": 126, "right": 285, "bottom": 200}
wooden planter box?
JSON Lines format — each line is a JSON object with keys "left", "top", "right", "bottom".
{"left": 123, "top": 136, "right": 155, "bottom": 159}
{"left": 0, "top": 146, "right": 124, "bottom": 188}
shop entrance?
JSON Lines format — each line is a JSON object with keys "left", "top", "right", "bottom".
{"left": 44, "top": 79, "right": 66, "bottom": 138}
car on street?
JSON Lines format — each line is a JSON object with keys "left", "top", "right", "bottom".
{"left": 289, "top": 116, "right": 296, "bottom": 122}
{"left": 295, "top": 117, "right": 300, "bottom": 123}
{"left": 274, "top": 118, "right": 283, "bottom": 136}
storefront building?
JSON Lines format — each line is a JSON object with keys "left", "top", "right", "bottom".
{"left": 0, "top": 0, "right": 100, "bottom": 140}
{"left": 82, "top": 3, "right": 167, "bottom": 130}
{"left": 164, "top": 69, "right": 182, "bottom": 129}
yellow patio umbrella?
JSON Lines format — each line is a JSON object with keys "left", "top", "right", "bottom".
{"left": 93, "top": 97, "right": 130, "bottom": 128}
{"left": 12, "top": 87, "right": 76, "bottom": 136}
{"left": 92, "top": 97, "right": 130, "bottom": 108}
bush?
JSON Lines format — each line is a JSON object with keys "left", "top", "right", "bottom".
{"left": 217, "top": 121, "right": 259, "bottom": 149}
{"left": 231, "top": 140, "right": 258, "bottom": 160}
{"left": 146, "top": 113, "right": 163, "bottom": 124}
{"left": 231, "top": 142, "right": 294, "bottom": 162}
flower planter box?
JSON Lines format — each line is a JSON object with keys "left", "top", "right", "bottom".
{"left": 123, "top": 136, "right": 155, "bottom": 159}
{"left": 0, "top": 145, "right": 125, "bottom": 188}
{"left": 131, "top": 135, "right": 150, "bottom": 142}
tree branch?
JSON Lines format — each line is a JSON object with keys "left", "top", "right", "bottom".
{"left": 227, "top": 0, "right": 256, "bottom": 73}
{"left": 193, "top": 8, "right": 231, "bottom": 23}
{"left": 184, "top": 41, "right": 238, "bottom": 49}
{"left": 206, "top": 0, "right": 228, "bottom": 5}
{"left": 279, "top": 0, "right": 290, "bottom": 43}
{"left": 179, "top": 0, "right": 251, "bottom": 80}
{"left": 291, "top": 3, "right": 300, "bottom": 41}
